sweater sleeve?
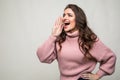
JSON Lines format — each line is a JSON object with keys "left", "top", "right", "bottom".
{"left": 37, "top": 35, "right": 57, "bottom": 63}
{"left": 90, "top": 39, "right": 116, "bottom": 78}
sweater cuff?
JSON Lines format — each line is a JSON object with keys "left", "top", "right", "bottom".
{"left": 49, "top": 35, "right": 57, "bottom": 42}
{"left": 96, "top": 69, "right": 107, "bottom": 79}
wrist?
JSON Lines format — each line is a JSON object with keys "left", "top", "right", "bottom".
{"left": 96, "top": 69, "right": 107, "bottom": 79}
{"left": 51, "top": 32, "right": 59, "bottom": 37}
{"left": 95, "top": 73, "right": 101, "bottom": 80}
{"left": 51, "top": 34, "right": 59, "bottom": 38}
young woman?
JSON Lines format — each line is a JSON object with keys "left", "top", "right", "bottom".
{"left": 37, "top": 4, "right": 116, "bottom": 80}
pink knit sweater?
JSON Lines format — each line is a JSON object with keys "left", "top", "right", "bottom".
{"left": 37, "top": 31, "right": 116, "bottom": 80}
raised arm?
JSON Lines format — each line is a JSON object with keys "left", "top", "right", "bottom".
{"left": 37, "top": 17, "right": 63, "bottom": 63}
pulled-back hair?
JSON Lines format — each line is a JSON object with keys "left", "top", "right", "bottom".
{"left": 56, "top": 4, "right": 97, "bottom": 61}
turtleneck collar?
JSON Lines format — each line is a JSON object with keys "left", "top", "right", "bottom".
{"left": 66, "top": 30, "right": 79, "bottom": 38}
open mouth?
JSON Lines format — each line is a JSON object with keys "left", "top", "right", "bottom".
{"left": 64, "top": 22, "right": 70, "bottom": 26}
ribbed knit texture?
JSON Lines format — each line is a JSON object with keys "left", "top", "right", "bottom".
{"left": 37, "top": 31, "right": 116, "bottom": 80}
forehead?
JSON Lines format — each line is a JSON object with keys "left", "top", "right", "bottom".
{"left": 64, "top": 8, "right": 74, "bottom": 14}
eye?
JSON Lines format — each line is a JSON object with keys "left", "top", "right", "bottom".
{"left": 63, "top": 13, "right": 65, "bottom": 17}
{"left": 68, "top": 13, "right": 72, "bottom": 17}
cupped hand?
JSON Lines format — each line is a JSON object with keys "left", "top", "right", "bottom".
{"left": 52, "top": 17, "right": 64, "bottom": 37}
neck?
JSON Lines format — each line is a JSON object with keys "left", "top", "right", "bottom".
{"left": 66, "top": 30, "right": 79, "bottom": 38}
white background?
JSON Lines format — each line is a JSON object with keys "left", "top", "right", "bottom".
{"left": 0, "top": 0, "right": 120, "bottom": 80}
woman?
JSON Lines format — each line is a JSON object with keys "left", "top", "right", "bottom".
{"left": 37, "top": 4, "right": 116, "bottom": 80}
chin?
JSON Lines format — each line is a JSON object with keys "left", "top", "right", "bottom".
{"left": 64, "top": 27, "right": 76, "bottom": 32}
{"left": 64, "top": 28, "right": 70, "bottom": 32}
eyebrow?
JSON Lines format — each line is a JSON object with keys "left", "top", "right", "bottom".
{"left": 63, "top": 13, "right": 73, "bottom": 16}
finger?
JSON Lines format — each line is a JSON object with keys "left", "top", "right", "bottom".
{"left": 60, "top": 17, "right": 63, "bottom": 25}
{"left": 58, "top": 17, "right": 61, "bottom": 25}
{"left": 53, "top": 17, "right": 63, "bottom": 30}
{"left": 82, "top": 74, "right": 90, "bottom": 79}
{"left": 54, "top": 17, "right": 60, "bottom": 28}
{"left": 56, "top": 17, "right": 60, "bottom": 26}
{"left": 56, "top": 18, "right": 59, "bottom": 27}
{"left": 57, "top": 17, "right": 63, "bottom": 26}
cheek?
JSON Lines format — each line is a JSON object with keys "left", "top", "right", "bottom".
{"left": 71, "top": 21, "right": 76, "bottom": 28}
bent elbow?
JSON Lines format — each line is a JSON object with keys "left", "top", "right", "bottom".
{"left": 39, "top": 57, "right": 54, "bottom": 64}
{"left": 36, "top": 51, "right": 46, "bottom": 63}
{"left": 36, "top": 52, "right": 54, "bottom": 64}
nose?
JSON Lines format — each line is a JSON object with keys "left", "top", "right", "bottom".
{"left": 63, "top": 15, "right": 68, "bottom": 21}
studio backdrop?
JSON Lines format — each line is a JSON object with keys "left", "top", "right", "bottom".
{"left": 0, "top": 0, "right": 120, "bottom": 80}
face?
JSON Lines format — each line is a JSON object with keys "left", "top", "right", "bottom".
{"left": 63, "top": 8, "right": 76, "bottom": 32}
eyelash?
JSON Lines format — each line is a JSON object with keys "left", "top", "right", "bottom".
{"left": 63, "top": 14, "right": 72, "bottom": 17}
{"left": 68, "top": 14, "right": 72, "bottom": 17}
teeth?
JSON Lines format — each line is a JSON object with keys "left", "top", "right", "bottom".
{"left": 64, "top": 20, "right": 70, "bottom": 25}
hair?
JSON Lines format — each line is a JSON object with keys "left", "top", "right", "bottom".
{"left": 56, "top": 4, "right": 97, "bottom": 61}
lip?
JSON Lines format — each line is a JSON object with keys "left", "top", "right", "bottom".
{"left": 64, "top": 26, "right": 67, "bottom": 29}
{"left": 63, "top": 24, "right": 69, "bottom": 29}
{"left": 63, "top": 20, "right": 70, "bottom": 29}
{"left": 63, "top": 19, "right": 70, "bottom": 23}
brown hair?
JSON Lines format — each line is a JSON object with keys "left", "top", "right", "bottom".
{"left": 56, "top": 4, "right": 97, "bottom": 61}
